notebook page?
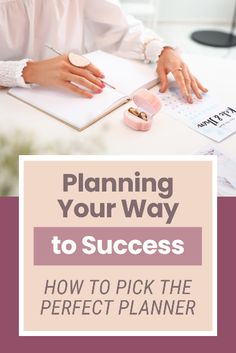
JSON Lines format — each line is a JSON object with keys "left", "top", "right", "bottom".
{"left": 9, "top": 86, "right": 128, "bottom": 131}
{"left": 85, "top": 51, "right": 158, "bottom": 96}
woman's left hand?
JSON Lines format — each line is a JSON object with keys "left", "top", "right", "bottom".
{"left": 157, "top": 47, "right": 208, "bottom": 104}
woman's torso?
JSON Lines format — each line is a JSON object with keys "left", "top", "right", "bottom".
{"left": 0, "top": 0, "right": 86, "bottom": 60}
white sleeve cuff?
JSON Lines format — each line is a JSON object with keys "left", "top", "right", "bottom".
{"left": 145, "top": 39, "right": 175, "bottom": 63}
{"left": 0, "top": 59, "right": 31, "bottom": 88}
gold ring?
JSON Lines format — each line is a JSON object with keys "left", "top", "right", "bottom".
{"left": 171, "top": 67, "right": 183, "bottom": 74}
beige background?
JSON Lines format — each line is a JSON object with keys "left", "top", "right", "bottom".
{"left": 23, "top": 161, "right": 214, "bottom": 332}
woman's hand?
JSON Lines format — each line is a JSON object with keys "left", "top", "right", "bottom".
{"left": 23, "top": 55, "right": 105, "bottom": 98}
{"left": 157, "top": 47, "right": 208, "bottom": 104}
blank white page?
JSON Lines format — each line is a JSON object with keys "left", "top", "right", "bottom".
{"left": 9, "top": 86, "right": 127, "bottom": 131}
{"left": 86, "top": 51, "right": 158, "bottom": 96}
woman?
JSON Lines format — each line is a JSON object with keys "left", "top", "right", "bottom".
{"left": 0, "top": 0, "right": 207, "bottom": 103}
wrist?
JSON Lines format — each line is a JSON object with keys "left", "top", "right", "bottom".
{"left": 22, "top": 60, "right": 38, "bottom": 84}
{"left": 144, "top": 39, "right": 172, "bottom": 64}
{"left": 159, "top": 46, "right": 175, "bottom": 58}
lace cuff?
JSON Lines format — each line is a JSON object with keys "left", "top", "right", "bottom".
{"left": 145, "top": 40, "right": 175, "bottom": 63}
{"left": 0, "top": 59, "right": 31, "bottom": 88}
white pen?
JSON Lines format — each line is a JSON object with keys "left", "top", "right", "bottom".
{"left": 45, "top": 44, "right": 63, "bottom": 56}
{"left": 102, "top": 81, "right": 116, "bottom": 90}
{"left": 45, "top": 44, "right": 116, "bottom": 90}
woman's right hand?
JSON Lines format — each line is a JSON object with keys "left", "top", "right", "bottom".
{"left": 23, "top": 55, "right": 105, "bottom": 98}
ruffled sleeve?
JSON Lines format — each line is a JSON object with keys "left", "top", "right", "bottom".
{"left": 0, "top": 59, "right": 31, "bottom": 88}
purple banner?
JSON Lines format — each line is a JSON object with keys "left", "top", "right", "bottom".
{"left": 0, "top": 197, "right": 236, "bottom": 350}
{"left": 34, "top": 227, "right": 202, "bottom": 266}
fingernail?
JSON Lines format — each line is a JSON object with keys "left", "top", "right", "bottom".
{"left": 186, "top": 95, "right": 192, "bottom": 104}
{"left": 97, "top": 88, "right": 103, "bottom": 93}
{"left": 100, "top": 73, "right": 105, "bottom": 78}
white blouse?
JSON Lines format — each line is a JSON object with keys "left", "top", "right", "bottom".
{"left": 0, "top": 0, "right": 167, "bottom": 87}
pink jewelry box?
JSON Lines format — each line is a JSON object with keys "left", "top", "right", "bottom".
{"left": 124, "top": 89, "right": 162, "bottom": 131}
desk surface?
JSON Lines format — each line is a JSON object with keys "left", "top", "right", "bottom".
{"left": 1, "top": 54, "right": 236, "bottom": 158}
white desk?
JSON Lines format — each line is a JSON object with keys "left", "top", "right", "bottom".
{"left": 0, "top": 54, "right": 236, "bottom": 158}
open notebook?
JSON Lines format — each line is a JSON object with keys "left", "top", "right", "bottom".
{"left": 9, "top": 51, "right": 158, "bottom": 131}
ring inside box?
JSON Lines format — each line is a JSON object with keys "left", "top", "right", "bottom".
{"left": 128, "top": 107, "right": 148, "bottom": 121}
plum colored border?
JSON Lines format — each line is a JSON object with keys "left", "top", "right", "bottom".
{"left": 0, "top": 197, "right": 235, "bottom": 351}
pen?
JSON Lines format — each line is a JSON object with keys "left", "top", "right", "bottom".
{"left": 45, "top": 44, "right": 63, "bottom": 56}
{"left": 45, "top": 44, "right": 116, "bottom": 90}
{"left": 103, "top": 81, "right": 116, "bottom": 90}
